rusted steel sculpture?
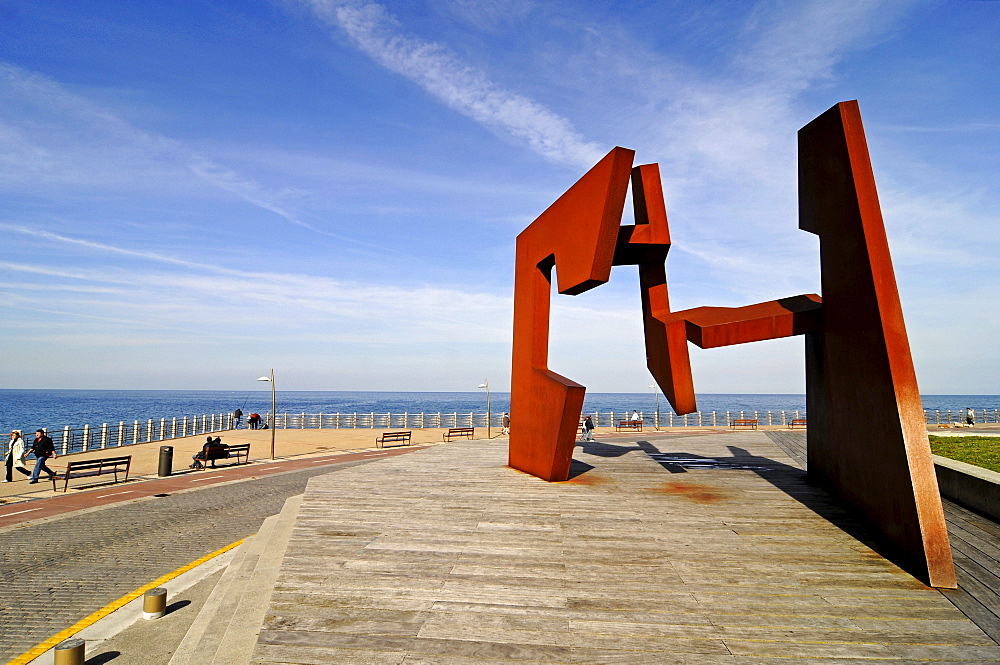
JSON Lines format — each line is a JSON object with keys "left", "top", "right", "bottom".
{"left": 509, "top": 100, "right": 956, "bottom": 588}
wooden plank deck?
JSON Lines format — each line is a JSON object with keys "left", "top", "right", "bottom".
{"left": 767, "top": 429, "right": 1000, "bottom": 643}
{"left": 254, "top": 432, "right": 1000, "bottom": 663}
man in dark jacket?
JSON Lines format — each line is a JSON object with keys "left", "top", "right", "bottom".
{"left": 29, "top": 428, "right": 57, "bottom": 484}
{"left": 191, "top": 437, "right": 229, "bottom": 469}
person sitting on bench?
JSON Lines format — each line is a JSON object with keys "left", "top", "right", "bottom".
{"left": 191, "top": 436, "right": 229, "bottom": 469}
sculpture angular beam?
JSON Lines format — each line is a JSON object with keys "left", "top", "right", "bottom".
{"left": 509, "top": 147, "right": 634, "bottom": 481}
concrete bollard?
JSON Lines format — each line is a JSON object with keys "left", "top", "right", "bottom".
{"left": 53, "top": 638, "right": 84, "bottom": 665}
{"left": 143, "top": 587, "right": 167, "bottom": 620}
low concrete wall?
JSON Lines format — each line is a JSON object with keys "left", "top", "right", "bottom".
{"left": 934, "top": 455, "right": 1000, "bottom": 522}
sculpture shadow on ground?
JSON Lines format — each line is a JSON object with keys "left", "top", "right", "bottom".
{"left": 572, "top": 438, "right": 896, "bottom": 567}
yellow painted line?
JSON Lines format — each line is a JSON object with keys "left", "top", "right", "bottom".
{"left": 7, "top": 537, "right": 246, "bottom": 665}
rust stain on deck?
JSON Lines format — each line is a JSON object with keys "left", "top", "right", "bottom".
{"left": 649, "top": 481, "right": 728, "bottom": 503}
{"left": 564, "top": 473, "right": 607, "bottom": 486}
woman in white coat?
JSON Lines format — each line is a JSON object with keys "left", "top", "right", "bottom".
{"left": 4, "top": 429, "right": 30, "bottom": 482}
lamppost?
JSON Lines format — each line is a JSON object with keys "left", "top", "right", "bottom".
{"left": 257, "top": 370, "right": 276, "bottom": 460}
{"left": 649, "top": 384, "right": 660, "bottom": 430}
{"left": 478, "top": 379, "right": 491, "bottom": 438}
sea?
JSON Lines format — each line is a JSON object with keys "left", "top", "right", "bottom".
{"left": 0, "top": 389, "right": 996, "bottom": 434}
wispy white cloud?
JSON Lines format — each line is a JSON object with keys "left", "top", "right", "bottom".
{"left": 0, "top": 63, "right": 320, "bottom": 233}
{"left": 304, "top": 1, "right": 603, "bottom": 168}
{"left": 733, "top": 0, "right": 912, "bottom": 91}
{"left": 0, "top": 224, "right": 514, "bottom": 344}
{"left": 438, "top": 0, "right": 535, "bottom": 32}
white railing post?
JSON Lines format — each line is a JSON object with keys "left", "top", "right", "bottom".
{"left": 118, "top": 421, "right": 125, "bottom": 447}
{"left": 100, "top": 423, "right": 108, "bottom": 449}
{"left": 61, "top": 426, "right": 70, "bottom": 455}
{"left": 82, "top": 424, "right": 91, "bottom": 452}
{"left": 133, "top": 420, "right": 140, "bottom": 445}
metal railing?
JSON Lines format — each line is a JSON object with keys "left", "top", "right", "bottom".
{"left": 46, "top": 413, "right": 231, "bottom": 456}
{"left": 17, "top": 408, "right": 998, "bottom": 457}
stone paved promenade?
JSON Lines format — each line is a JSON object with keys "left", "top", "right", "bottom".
{"left": 255, "top": 431, "right": 1000, "bottom": 663}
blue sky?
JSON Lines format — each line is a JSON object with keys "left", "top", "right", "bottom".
{"left": 1, "top": 0, "right": 997, "bottom": 394}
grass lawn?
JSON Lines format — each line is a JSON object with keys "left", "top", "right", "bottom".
{"left": 928, "top": 435, "right": 1000, "bottom": 474}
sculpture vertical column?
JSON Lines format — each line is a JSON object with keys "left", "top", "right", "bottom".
{"left": 800, "top": 101, "right": 955, "bottom": 588}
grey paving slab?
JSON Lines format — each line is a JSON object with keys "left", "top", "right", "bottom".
{"left": 0, "top": 457, "right": 378, "bottom": 663}
{"left": 252, "top": 434, "right": 1000, "bottom": 663}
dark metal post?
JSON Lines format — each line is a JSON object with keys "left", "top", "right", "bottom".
{"left": 158, "top": 446, "right": 173, "bottom": 477}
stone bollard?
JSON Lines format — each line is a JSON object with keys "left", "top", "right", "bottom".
{"left": 53, "top": 638, "right": 84, "bottom": 665}
{"left": 143, "top": 587, "right": 167, "bottom": 620}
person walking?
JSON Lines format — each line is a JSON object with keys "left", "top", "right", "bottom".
{"left": 28, "top": 428, "right": 57, "bottom": 484}
{"left": 501, "top": 412, "right": 510, "bottom": 436}
{"left": 966, "top": 407, "right": 975, "bottom": 427}
{"left": 582, "top": 415, "right": 595, "bottom": 441}
{"left": 233, "top": 408, "right": 243, "bottom": 429}
{"left": 631, "top": 409, "right": 641, "bottom": 422}
{"left": 4, "top": 430, "right": 30, "bottom": 482}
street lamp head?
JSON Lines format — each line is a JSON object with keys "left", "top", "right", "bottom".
{"left": 478, "top": 383, "right": 488, "bottom": 389}
{"left": 257, "top": 376, "right": 271, "bottom": 382}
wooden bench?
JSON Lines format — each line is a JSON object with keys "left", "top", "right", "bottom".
{"left": 443, "top": 427, "right": 475, "bottom": 442}
{"left": 616, "top": 420, "right": 642, "bottom": 431}
{"left": 731, "top": 419, "right": 758, "bottom": 430}
{"left": 51, "top": 455, "right": 131, "bottom": 492}
{"left": 788, "top": 419, "right": 807, "bottom": 429}
{"left": 197, "top": 443, "right": 251, "bottom": 468}
{"left": 376, "top": 431, "right": 412, "bottom": 448}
